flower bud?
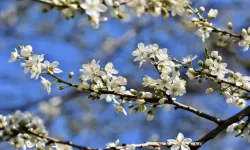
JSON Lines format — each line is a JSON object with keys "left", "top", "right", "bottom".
{"left": 191, "top": 18, "right": 199, "bottom": 22}
{"left": 242, "top": 28, "right": 247, "bottom": 35}
{"left": 147, "top": 111, "right": 154, "bottom": 121}
{"left": 136, "top": 99, "right": 145, "bottom": 105}
{"left": 114, "top": 1, "right": 120, "bottom": 7}
{"left": 205, "top": 87, "right": 214, "bottom": 94}
{"left": 227, "top": 22, "right": 233, "bottom": 30}
{"left": 68, "top": 72, "right": 74, "bottom": 79}
{"left": 198, "top": 60, "right": 203, "bottom": 66}
{"left": 186, "top": 9, "right": 193, "bottom": 15}
{"left": 205, "top": 58, "right": 213, "bottom": 66}
{"left": 57, "top": 86, "right": 65, "bottom": 90}
{"left": 130, "top": 108, "right": 138, "bottom": 114}
{"left": 199, "top": 7, "right": 205, "bottom": 13}
{"left": 130, "top": 89, "right": 137, "bottom": 95}
{"left": 207, "top": 9, "right": 218, "bottom": 18}
{"left": 139, "top": 105, "right": 147, "bottom": 112}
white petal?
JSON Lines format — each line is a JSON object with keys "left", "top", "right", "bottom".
{"left": 183, "top": 138, "right": 192, "bottom": 144}
{"left": 52, "top": 61, "right": 59, "bottom": 67}
{"left": 54, "top": 68, "right": 63, "bottom": 73}
{"left": 97, "top": 4, "right": 107, "bottom": 12}
{"left": 168, "top": 139, "right": 178, "bottom": 144}
{"left": 181, "top": 145, "right": 190, "bottom": 150}
{"left": 171, "top": 145, "right": 180, "bottom": 150}
{"left": 176, "top": 133, "right": 184, "bottom": 142}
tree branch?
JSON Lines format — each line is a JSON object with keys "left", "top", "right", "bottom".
{"left": 47, "top": 73, "right": 222, "bottom": 124}
{"left": 196, "top": 106, "right": 250, "bottom": 147}
{"left": 25, "top": 129, "right": 203, "bottom": 150}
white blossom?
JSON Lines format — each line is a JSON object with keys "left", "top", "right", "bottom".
{"left": 169, "top": 0, "right": 191, "bottom": 16}
{"left": 132, "top": 42, "right": 149, "bottom": 66}
{"left": 80, "top": 60, "right": 102, "bottom": 80}
{"left": 20, "top": 45, "right": 33, "bottom": 57}
{"left": 105, "top": 62, "right": 118, "bottom": 76}
{"left": 104, "top": 0, "right": 113, "bottom": 6}
{"left": 80, "top": 0, "right": 107, "bottom": 18}
{"left": 209, "top": 60, "right": 229, "bottom": 79}
{"left": 207, "top": 9, "right": 218, "bottom": 18}
{"left": 8, "top": 49, "right": 19, "bottom": 62}
{"left": 168, "top": 133, "right": 192, "bottom": 150}
{"left": 127, "top": 0, "right": 147, "bottom": 17}
{"left": 166, "top": 77, "right": 186, "bottom": 96}
{"left": 20, "top": 54, "right": 44, "bottom": 79}
{"left": 196, "top": 26, "right": 213, "bottom": 42}
{"left": 44, "top": 60, "right": 62, "bottom": 74}
{"left": 182, "top": 55, "right": 198, "bottom": 64}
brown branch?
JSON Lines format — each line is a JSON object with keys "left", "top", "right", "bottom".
{"left": 25, "top": 129, "right": 203, "bottom": 150}
{"left": 196, "top": 105, "right": 250, "bottom": 147}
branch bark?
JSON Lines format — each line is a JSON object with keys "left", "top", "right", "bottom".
{"left": 197, "top": 106, "right": 250, "bottom": 147}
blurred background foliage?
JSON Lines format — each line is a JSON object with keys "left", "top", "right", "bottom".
{"left": 1, "top": 0, "right": 250, "bottom": 149}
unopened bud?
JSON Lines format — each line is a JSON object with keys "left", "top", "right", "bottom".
{"left": 68, "top": 72, "right": 74, "bottom": 79}
{"left": 57, "top": 86, "right": 65, "bottom": 90}
{"left": 186, "top": 9, "right": 194, "bottom": 15}
{"left": 136, "top": 99, "right": 145, "bottom": 105}
{"left": 205, "top": 87, "right": 214, "bottom": 94}
{"left": 227, "top": 22, "right": 233, "bottom": 30}
{"left": 147, "top": 111, "right": 154, "bottom": 121}
{"left": 199, "top": 7, "right": 205, "bottom": 13}
{"left": 130, "top": 108, "right": 138, "bottom": 114}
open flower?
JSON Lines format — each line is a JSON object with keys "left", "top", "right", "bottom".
{"left": 8, "top": 49, "right": 19, "bottom": 63}
{"left": 44, "top": 60, "right": 62, "bottom": 74}
{"left": 168, "top": 133, "right": 192, "bottom": 150}
{"left": 169, "top": 0, "right": 191, "bottom": 16}
{"left": 80, "top": 0, "right": 107, "bottom": 18}
{"left": 106, "top": 139, "right": 119, "bottom": 148}
{"left": 20, "top": 45, "right": 33, "bottom": 57}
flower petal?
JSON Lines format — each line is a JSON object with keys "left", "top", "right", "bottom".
{"left": 176, "top": 133, "right": 184, "bottom": 142}
{"left": 170, "top": 145, "right": 180, "bottom": 150}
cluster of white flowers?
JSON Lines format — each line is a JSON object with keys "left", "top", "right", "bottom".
{"left": 0, "top": 111, "right": 48, "bottom": 150}
{"left": 227, "top": 121, "right": 250, "bottom": 143}
{"left": 191, "top": 8, "right": 218, "bottom": 42}
{"left": 43, "top": 0, "right": 193, "bottom": 28}
{"left": 128, "top": 0, "right": 191, "bottom": 17}
{"left": 78, "top": 60, "right": 129, "bottom": 115}
{"left": 49, "top": 0, "right": 109, "bottom": 28}
{"left": 9, "top": 44, "right": 177, "bottom": 121}
{"left": 0, "top": 111, "right": 73, "bottom": 150}
{"left": 133, "top": 43, "right": 187, "bottom": 97}
{"left": 9, "top": 45, "right": 63, "bottom": 94}
{"left": 238, "top": 27, "right": 250, "bottom": 51}
{"left": 186, "top": 50, "right": 250, "bottom": 108}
